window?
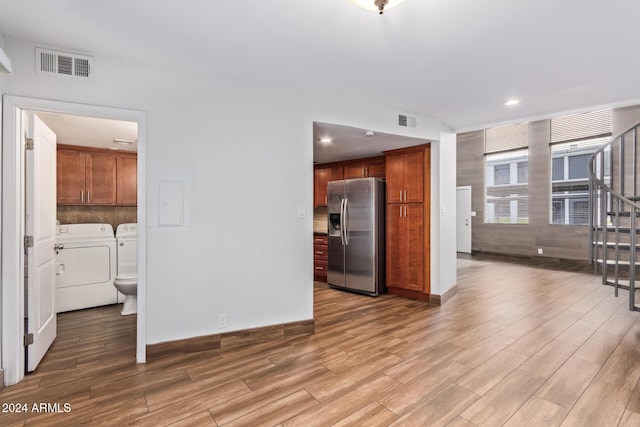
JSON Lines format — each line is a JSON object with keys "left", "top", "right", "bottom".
{"left": 485, "top": 149, "right": 529, "bottom": 224}
{"left": 484, "top": 122, "right": 529, "bottom": 224}
{"left": 551, "top": 138, "right": 606, "bottom": 225}
{"left": 549, "top": 109, "right": 611, "bottom": 225}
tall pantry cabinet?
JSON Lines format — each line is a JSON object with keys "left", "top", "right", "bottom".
{"left": 384, "top": 144, "right": 431, "bottom": 300}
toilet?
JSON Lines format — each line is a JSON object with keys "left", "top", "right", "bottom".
{"left": 114, "top": 223, "right": 137, "bottom": 315}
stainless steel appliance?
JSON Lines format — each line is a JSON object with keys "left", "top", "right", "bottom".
{"left": 327, "top": 178, "right": 385, "bottom": 296}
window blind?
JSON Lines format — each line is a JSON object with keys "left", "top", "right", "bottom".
{"left": 550, "top": 109, "right": 611, "bottom": 144}
{"left": 485, "top": 122, "right": 529, "bottom": 153}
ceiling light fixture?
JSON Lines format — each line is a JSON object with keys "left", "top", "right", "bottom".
{"left": 350, "top": 0, "right": 407, "bottom": 14}
{"left": 113, "top": 139, "right": 133, "bottom": 145}
{"left": 320, "top": 137, "right": 333, "bottom": 144}
{"left": 365, "top": 130, "right": 375, "bottom": 137}
{"left": 504, "top": 99, "right": 520, "bottom": 107}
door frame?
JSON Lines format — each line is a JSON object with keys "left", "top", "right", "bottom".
{"left": 1, "top": 95, "right": 148, "bottom": 386}
{"left": 456, "top": 185, "right": 472, "bottom": 254}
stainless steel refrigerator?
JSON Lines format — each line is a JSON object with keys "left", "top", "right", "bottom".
{"left": 327, "top": 178, "right": 385, "bottom": 296}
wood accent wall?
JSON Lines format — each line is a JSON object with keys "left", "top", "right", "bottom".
{"left": 456, "top": 106, "right": 640, "bottom": 261}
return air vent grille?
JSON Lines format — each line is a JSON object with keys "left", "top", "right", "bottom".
{"left": 398, "top": 114, "right": 417, "bottom": 129}
{"left": 36, "top": 48, "right": 93, "bottom": 80}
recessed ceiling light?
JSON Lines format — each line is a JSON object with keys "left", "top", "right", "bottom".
{"left": 365, "top": 130, "right": 375, "bottom": 137}
{"left": 320, "top": 137, "right": 333, "bottom": 144}
{"left": 504, "top": 99, "right": 520, "bottom": 107}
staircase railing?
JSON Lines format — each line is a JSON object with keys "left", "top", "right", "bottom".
{"left": 589, "top": 122, "right": 640, "bottom": 311}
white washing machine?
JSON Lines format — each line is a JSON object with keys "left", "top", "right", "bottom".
{"left": 55, "top": 223, "right": 117, "bottom": 312}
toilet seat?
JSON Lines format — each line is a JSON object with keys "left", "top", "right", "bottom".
{"left": 115, "top": 274, "right": 137, "bottom": 286}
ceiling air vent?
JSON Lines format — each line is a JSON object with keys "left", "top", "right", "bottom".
{"left": 398, "top": 114, "right": 417, "bottom": 129}
{"left": 36, "top": 48, "right": 93, "bottom": 80}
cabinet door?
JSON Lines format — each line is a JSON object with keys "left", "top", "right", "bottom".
{"left": 314, "top": 166, "right": 343, "bottom": 207}
{"left": 314, "top": 167, "right": 330, "bottom": 207}
{"left": 57, "top": 150, "right": 85, "bottom": 204}
{"left": 404, "top": 151, "right": 424, "bottom": 203}
{"left": 85, "top": 152, "right": 116, "bottom": 204}
{"left": 386, "top": 204, "right": 404, "bottom": 288}
{"left": 404, "top": 204, "right": 424, "bottom": 291}
{"left": 386, "top": 155, "right": 404, "bottom": 203}
{"left": 366, "top": 159, "right": 386, "bottom": 178}
{"left": 116, "top": 154, "right": 137, "bottom": 205}
{"left": 343, "top": 162, "right": 365, "bottom": 179}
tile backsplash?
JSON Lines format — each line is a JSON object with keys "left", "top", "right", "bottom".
{"left": 314, "top": 206, "right": 328, "bottom": 234}
{"left": 57, "top": 205, "right": 137, "bottom": 231}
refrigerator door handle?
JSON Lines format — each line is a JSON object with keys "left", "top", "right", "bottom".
{"left": 344, "top": 198, "right": 350, "bottom": 246}
{"left": 340, "top": 198, "right": 346, "bottom": 246}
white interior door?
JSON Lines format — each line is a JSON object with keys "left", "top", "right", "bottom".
{"left": 25, "top": 113, "right": 57, "bottom": 372}
{"left": 456, "top": 186, "right": 472, "bottom": 254}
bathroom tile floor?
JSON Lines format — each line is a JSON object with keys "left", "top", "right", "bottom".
{"left": 2, "top": 255, "right": 640, "bottom": 426}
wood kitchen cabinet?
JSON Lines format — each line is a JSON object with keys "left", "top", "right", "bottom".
{"left": 343, "top": 156, "right": 385, "bottom": 179}
{"left": 57, "top": 147, "right": 116, "bottom": 205}
{"left": 116, "top": 153, "right": 138, "bottom": 205}
{"left": 314, "top": 165, "right": 343, "bottom": 207}
{"left": 313, "top": 234, "right": 328, "bottom": 281}
{"left": 314, "top": 156, "right": 386, "bottom": 207}
{"left": 57, "top": 144, "right": 136, "bottom": 206}
{"left": 386, "top": 150, "right": 424, "bottom": 204}
{"left": 384, "top": 144, "right": 431, "bottom": 300}
{"left": 386, "top": 204, "right": 424, "bottom": 291}
{"left": 57, "top": 149, "right": 86, "bottom": 204}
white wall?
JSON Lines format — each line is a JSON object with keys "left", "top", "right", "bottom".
{"left": 0, "top": 32, "right": 4, "bottom": 371}
{"left": 431, "top": 131, "right": 457, "bottom": 297}
{"left": 2, "top": 37, "right": 453, "bottom": 344}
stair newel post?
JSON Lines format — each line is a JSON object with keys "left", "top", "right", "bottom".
{"left": 633, "top": 127, "right": 637, "bottom": 198}
{"left": 619, "top": 136, "right": 625, "bottom": 211}
{"left": 589, "top": 168, "right": 595, "bottom": 268}
{"left": 601, "top": 173, "right": 608, "bottom": 286}
{"left": 631, "top": 204, "right": 637, "bottom": 311}
{"left": 614, "top": 195, "right": 620, "bottom": 297}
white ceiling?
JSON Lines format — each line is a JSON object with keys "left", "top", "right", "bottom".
{"left": 314, "top": 122, "right": 426, "bottom": 164}
{"left": 33, "top": 112, "right": 138, "bottom": 152}
{"left": 2, "top": 0, "right": 639, "bottom": 160}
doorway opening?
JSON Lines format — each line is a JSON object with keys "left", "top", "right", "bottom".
{"left": 2, "top": 96, "right": 147, "bottom": 386}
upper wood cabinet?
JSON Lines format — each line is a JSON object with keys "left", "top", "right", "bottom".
{"left": 85, "top": 152, "right": 116, "bottom": 204}
{"left": 57, "top": 144, "right": 136, "bottom": 206}
{"left": 385, "top": 150, "right": 424, "bottom": 204}
{"left": 57, "top": 149, "right": 86, "bottom": 204}
{"left": 314, "top": 156, "right": 385, "bottom": 207}
{"left": 116, "top": 154, "right": 138, "bottom": 205}
{"left": 314, "top": 165, "right": 343, "bottom": 207}
{"left": 343, "top": 157, "right": 385, "bottom": 179}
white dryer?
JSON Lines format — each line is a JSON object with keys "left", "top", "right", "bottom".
{"left": 55, "top": 223, "right": 117, "bottom": 312}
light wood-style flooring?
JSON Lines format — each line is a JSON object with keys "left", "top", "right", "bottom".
{"left": 2, "top": 254, "right": 640, "bottom": 426}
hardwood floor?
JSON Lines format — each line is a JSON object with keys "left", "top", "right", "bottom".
{"left": 3, "top": 254, "right": 640, "bottom": 426}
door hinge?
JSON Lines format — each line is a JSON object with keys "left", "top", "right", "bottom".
{"left": 24, "top": 235, "right": 34, "bottom": 248}
{"left": 25, "top": 138, "right": 34, "bottom": 150}
{"left": 24, "top": 333, "right": 34, "bottom": 346}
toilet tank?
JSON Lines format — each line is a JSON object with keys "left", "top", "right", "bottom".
{"left": 117, "top": 237, "right": 137, "bottom": 275}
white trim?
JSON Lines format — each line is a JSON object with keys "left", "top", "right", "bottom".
{"left": 1, "top": 96, "right": 147, "bottom": 386}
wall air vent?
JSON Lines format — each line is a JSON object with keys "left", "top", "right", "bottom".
{"left": 36, "top": 48, "right": 93, "bottom": 80}
{"left": 398, "top": 114, "right": 417, "bottom": 129}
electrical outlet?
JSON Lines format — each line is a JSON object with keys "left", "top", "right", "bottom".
{"left": 218, "top": 313, "right": 228, "bottom": 329}
{"left": 537, "top": 248, "right": 543, "bottom": 255}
